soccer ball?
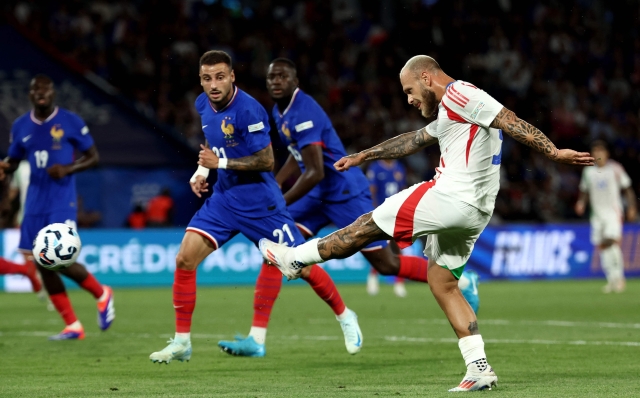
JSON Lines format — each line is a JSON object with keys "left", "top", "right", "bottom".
{"left": 32, "top": 223, "right": 82, "bottom": 270}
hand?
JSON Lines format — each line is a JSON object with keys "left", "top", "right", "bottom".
{"left": 198, "top": 144, "right": 219, "bottom": 169}
{"left": 627, "top": 207, "right": 637, "bottom": 222}
{"left": 189, "top": 175, "right": 209, "bottom": 198}
{"left": 334, "top": 153, "right": 366, "bottom": 172}
{"left": 47, "top": 164, "right": 71, "bottom": 179}
{"left": 574, "top": 200, "right": 585, "bottom": 216}
{"left": 548, "top": 149, "right": 594, "bottom": 166}
{"left": 0, "top": 161, "right": 9, "bottom": 181}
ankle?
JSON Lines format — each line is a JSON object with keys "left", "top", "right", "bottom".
{"left": 175, "top": 332, "right": 190, "bottom": 344}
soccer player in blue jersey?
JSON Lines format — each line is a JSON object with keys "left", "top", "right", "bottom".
{"left": 0, "top": 75, "right": 115, "bottom": 340}
{"left": 218, "top": 58, "right": 469, "bottom": 357}
{"left": 366, "top": 160, "right": 408, "bottom": 297}
{"left": 149, "top": 51, "right": 362, "bottom": 363}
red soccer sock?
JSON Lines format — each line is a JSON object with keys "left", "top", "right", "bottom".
{"left": 0, "top": 257, "right": 27, "bottom": 275}
{"left": 173, "top": 268, "right": 197, "bottom": 333}
{"left": 397, "top": 255, "right": 429, "bottom": 283}
{"left": 252, "top": 262, "right": 283, "bottom": 328}
{"left": 79, "top": 273, "right": 104, "bottom": 299}
{"left": 369, "top": 267, "right": 378, "bottom": 276}
{"left": 49, "top": 292, "right": 79, "bottom": 326}
{"left": 303, "top": 265, "right": 346, "bottom": 316}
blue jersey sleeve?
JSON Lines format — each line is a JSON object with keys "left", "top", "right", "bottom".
{"left": 290, "top": 104, "right": 324, "bottom": 149}
{"left": 67, "top": 114, "right": 94, "bottom": 151}
{"left": 238, "top": 105, "right": 271, "bottom": 153}
{"left": 7, "top": 121, "right": 26, "bottom": 160}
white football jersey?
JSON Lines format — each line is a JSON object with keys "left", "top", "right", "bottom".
{"left": 579, "top": 160, "right": 631, "bottom": 218}
{"left": 425, "top": 81, "right": 504, "bottom": 214}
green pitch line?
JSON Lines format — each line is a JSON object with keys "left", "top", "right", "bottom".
{"left": 0, "top": 280, "right": 639, "bottom": 397}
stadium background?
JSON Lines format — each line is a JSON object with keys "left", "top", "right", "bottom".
{"left": 1, "top": 0, "right": 639, "bottom": 289}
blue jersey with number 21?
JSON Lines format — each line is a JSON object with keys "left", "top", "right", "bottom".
{"left": 8, "top": 107, "right": 94, "bottom": 216}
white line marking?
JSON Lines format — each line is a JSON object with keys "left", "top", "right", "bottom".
{"left": 384, "top": 336, "right": 640, "bottom": 347}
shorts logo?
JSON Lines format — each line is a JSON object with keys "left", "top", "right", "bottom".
{"left": 469, "top": 102, "right": 485, "bottom": 120}
{"left": 50, "top": 125, "right": 64, "bottom": 149}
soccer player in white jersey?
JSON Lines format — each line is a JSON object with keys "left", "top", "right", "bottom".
{"left": 575, "top": 140, "right": 636, "bottom": 293}
{"left": 260, "top": 55, "right": 593, "bottom": 391}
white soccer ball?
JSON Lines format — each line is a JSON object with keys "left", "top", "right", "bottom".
{"left": 32, "top": 223, "right": 82, "bottom": 270}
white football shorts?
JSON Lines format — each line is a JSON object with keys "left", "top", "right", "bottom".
{"left": 372, "top": 181, "right": 491, "bottom": 270}
{"left": 590, "top": 213, "right": 623, "bottom": 245}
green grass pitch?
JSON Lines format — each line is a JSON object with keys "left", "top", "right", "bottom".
{"left": 1, "top": 279, "right": 639, "bottom": 397}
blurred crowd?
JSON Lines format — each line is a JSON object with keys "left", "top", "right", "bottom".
{"left": 5, "top": 0, "right": 640, "bottom": 222}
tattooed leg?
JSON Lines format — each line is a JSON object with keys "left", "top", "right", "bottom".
{"left": 316, "top": 212, "right": 391, "bottom": 260}
{"left": 427, "top": 259, "right": 478, "bottom": 338}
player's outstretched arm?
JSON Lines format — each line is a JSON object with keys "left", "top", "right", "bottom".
{"left": 275, "top": 154, "right": 299, "bottom": 188}
{"left": 281, "top": 145, "right": 324, "bottom": 205}
{"left": 198, "top": 144, "right": 274, "bottom": 171}
{"left": 334, "top": 127, "right": 437, "bottom": 171}
{"left": 490, "top": 107, "right": 594, "bottom": 166}
{"left": 47, "top": 145, "right": 99, "bottom": 179}
{"left": 624, "top": 187, "right": 637, "bottom": 221}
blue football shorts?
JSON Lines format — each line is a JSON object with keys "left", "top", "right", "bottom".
{"left": 287, "top": 190, "right": 389, "bottom": 252}
{"left": 19, "top": 210, "right": 78, "bottom": 252}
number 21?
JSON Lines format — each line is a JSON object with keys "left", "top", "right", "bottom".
{"left": 273, "top": 224, "right": 295, "bottom": 246}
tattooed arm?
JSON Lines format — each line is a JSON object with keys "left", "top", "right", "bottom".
{"left": 490, "top": 107, "right": 594, "bottom": 165}
{"left": 198, "top": 144, "right": 274, "bottom": 171}
{"left": 334, "top": 127, "right": 437, "bottom": 171}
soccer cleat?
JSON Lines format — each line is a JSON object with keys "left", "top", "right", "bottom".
{"left": 24, "top": 261, "right": 42, "bottom": 293}
{"left": 460, "top": 270, "right": 480, "bottom": 314}
{"left": 49, "top": 327, "right": 85, "bottom": 341}
{"left": 337, "top": 309, "right": 363, "bottom": 355}
{"left": 218, "top": 335, "right": 266, "bottom": 357}
{"left": 366, "top": 272, "right": 379, "bottom": 296}
{"left": 259, "top": 239, "right": 305, "bottom": 281}
{"left": 149, "top": 339, "right": 192, "bottom": 364}
{"left": 449, "top": 361, "right": 498, "bottom": 392}
{"left": 97, "top": 286, "right": 115, "bottom": 331}
{"left": 393, "top": 281, "right": 407, "bottom": 298}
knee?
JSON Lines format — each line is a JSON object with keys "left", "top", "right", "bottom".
{"left": 175, "top": 252, "right": 198, "bottom": 271}
{"left": 300, "top": 265, "right": 312, "bottom": 279}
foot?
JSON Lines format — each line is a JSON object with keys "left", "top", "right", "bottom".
{"left": 393, "top": 282, "right": 407, "bottom": 298}
{"left": 602, "top": 283, "right": 613, "bottom": 294}
{"left": 218, "top": 335, "right": 266, "bottom": 357}
{"left": 24, "top": 261, "right": 42, "bottom": 293}
{"left": 97, "top": 286, "right": 115, "bottom": 331}
{"left": 337, "top": 309, "right": 363, "bottom": 355}
{"left": 366, "top": 273, "right": 379, "bottom": 296}
{"left": 613, "top": 278, "right": 626, "bottom": 293}
{"left": 259, "top": 239, "right": 305, "bottom": 281}
{"left": 49, "top": 327, "right": 85, "bottom": 341}
{"left": 149, "top": 338, "right": 192, "bottom": 364}
{"left": 449, "top": 360, "right": 498, "bottom": 392}
{"left": 460, "top": 270, "right": 480, "bottom": 314}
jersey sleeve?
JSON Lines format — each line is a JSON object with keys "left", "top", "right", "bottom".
{"left": 579, "top": 168, "right": 589, "bottom": 192}
{"left": 239, "top": 105, "right": 271, "bottom": 154}
{"left": 615, "top": 163, "right": 632, "bottom": 189}
{"left": 290, "top": 103, "right": 324, "bottom": 149}
{"left": 7, "top": 122, "right": 25, "bottom": 160}
{"left": 441, "top": 82, "right": 504, "bottom": 129}
{"left": 67, "top": 113, "right": 94, "bottom": 151}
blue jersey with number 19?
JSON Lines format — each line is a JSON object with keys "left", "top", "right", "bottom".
{"left": 195, "top": 87, "right": 285, "bottom": 218}
{"left": 272, "top": 89, "right": 369, "bottom": 202}
{"left": 8, "top": 107, "right": 94, "bottom": 215}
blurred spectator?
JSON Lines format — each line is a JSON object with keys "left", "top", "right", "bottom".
{"left": 146, "top": 188, "right": 174, "bottom": 227}
{"left": 5, "top": 0, "right": 640, "bottom": 222}
{"left": 127, "top": 203, "right": 147, "bottom": 230}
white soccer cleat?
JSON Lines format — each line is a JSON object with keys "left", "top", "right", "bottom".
{"left": 449, "top": 360, "right": 498, "bottom": 392}
{"left": 149, "top": 339, "right": 192, "bottom": 364}
{"left": 259, "top": 238, "right": 304, "bottom": 281}
{"left": 337, "top": 309, "right": 363, "bottom": 355}
{"left": 366, "top": 273, "right": 379, "bottom": 296}
{"left": 393, "top": 281, "right": 407, "bottom": 298}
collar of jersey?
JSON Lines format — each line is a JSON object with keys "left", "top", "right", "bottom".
{"left": 279, "top": 88, "right": 300, "bottom": 117}
{"left": 30, "top": 106, "right": 59, "bottom": 125}
{"left": 209, "top": 86, "right": 238, "bottom": 113}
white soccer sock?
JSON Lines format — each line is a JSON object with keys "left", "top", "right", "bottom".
{"left": 294, "top": 239, "right": 323, "bottom": 264}
{"left": 459, "top": 335, "right": 486, "bottom": 367}
{"left": 609, "top": 244, "right": 625, "bottom": 281}
{"left": 600, "top": 246, "right": 619, "bottom": 285}
{"left": 175, "top": 332, "right": 190, "bottom": 344}
{"left": 67, "top": 320, "right": 83, "bottom": 330}
{"left": 336, "top": 307, "right": 349, "bottom": 321}
{"left": 458, "top": 272, "right": 470, "bottom": 290}
{"left": 249, "top": 326, "right": 267, "bottom": 345}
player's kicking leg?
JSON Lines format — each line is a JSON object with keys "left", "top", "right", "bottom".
{"left": 150, "top": 231, "right": 215, "bottom": 363}
{"left": 0, "top": 256, "right": 41, "bottom": 293}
